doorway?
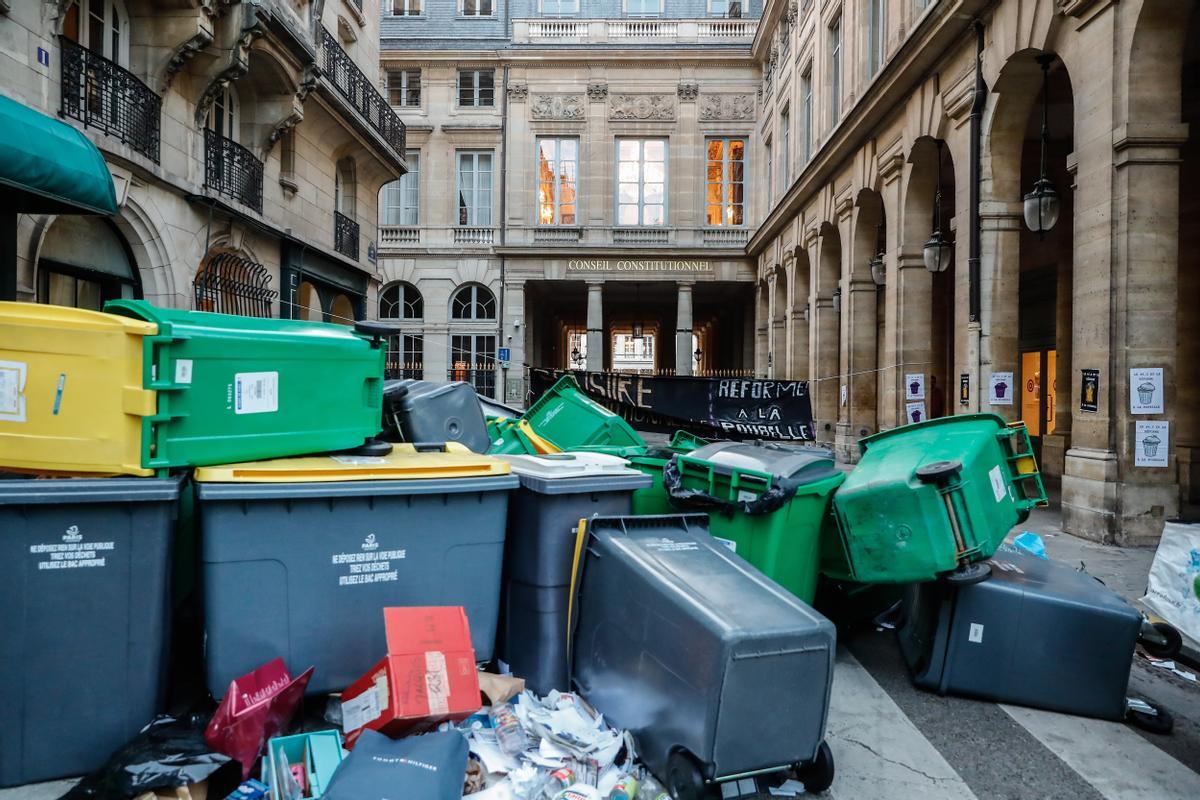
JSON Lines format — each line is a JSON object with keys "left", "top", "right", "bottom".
{"left": 1020, "top": 349, "right": 1057, "bottom": 461}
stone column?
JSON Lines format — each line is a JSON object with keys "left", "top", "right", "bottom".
{"left": 675, "top": 281, "right": 694, "bottom": 376}
{"left": 878, "top": 155, "right": 904, "bottom": 428}
{"left": 837, "top": 277, "right": 878, "bottom": 461}
{"left": 894, "top": 248, "right": 933, "bottom": 425}
{"left": 977, "top": 205, "right": 1023, "bottom": 424}
{"left": 766, "top": 268, "right": 779, "bottom": 377}
{"left": 586, "top": 280, "right": 603, "bottom": 372}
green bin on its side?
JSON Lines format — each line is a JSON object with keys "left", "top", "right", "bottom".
{"left": 663, "top": 441, "right": 844, "bottom": 604}
{"left": 103, "top": 300, "right": 385, "bottom": 470}
{"left": 822, "top": 413, "right": 1048, "bottom": 585}
{"left": 521, "top": 375, "right": 645, "bottom": 451}
{"left": 628, "top": 430, "right": 711, "bottom": 515}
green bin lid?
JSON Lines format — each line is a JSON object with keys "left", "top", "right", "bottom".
{"left": 687, "top": 441, "right": 839, "bottom": 487}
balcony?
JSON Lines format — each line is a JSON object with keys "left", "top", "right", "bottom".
{"left": 454, "top": 227, "right": 497, "bottom": 245}
{"left": 514, "top": 18, "right": 757, "bottom": 45}
{"left": 203, "top": 128, "right": 264, "bottom": 213}
{"left": 334, "top": 211, "right": 360, "bottom": 260}
{"left": 612, "top": 228, "right": 669, "bottom": 245}
{"left": 376, "top": 225, "right": 754, "bottom": 250}
{"left": 319, "top": 28, "right": 406, "bottom": 161}
{"left": 702, "top": 227, "right": 750, "bottom": 246}
{"left": 533, "top": 227, "right": 583, "bottom": 243}
{"left": 380, "top": 226, "right": 420, "bottom": 246}
{"left": 59, "top": 37, "right": 162, "bottom": 163}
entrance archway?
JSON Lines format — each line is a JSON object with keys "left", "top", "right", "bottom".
{"left": 36, "top": 215, "right": 139, "bottom": 309}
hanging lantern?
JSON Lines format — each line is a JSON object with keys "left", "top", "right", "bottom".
{"left": 631, "top": 321, "right": 644, "bottom": 339}
{"left": 1023, "top": 54, "right": 1060, "bottom": 235}
{"left": 832, "top": 287, "right": 842, "bottom": 314}
{"left": 571, "top": 346, "right": 581, "bottom": 364}
{"left": 923, "top": 230, "right": 953, "bottom": 273}
{"left": 802, "top": 303, "right": 810, "bottom": 322}
{"left": 869, "top": 252, "right": 885, "bottom": 286}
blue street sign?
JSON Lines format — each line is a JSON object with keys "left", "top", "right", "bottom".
{"left": 498, "top": 347, "right": 511, "bottom": 362}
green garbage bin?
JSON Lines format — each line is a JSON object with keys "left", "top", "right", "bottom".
{"left": 662, "top": 441, "right": 845, "bottom": 604}
{"left": 627, "top": 430, "right": 711, "bottom": 515}
{"left": 822, "top": 413, "right": 1048, "bottom": 585}
{"left": 521, "top": 375, "right": 645, "bottom": 452}
{"left": 103, "top": 300, "right": 386, "bottom": 471}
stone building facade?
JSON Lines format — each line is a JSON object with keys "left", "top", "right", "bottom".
{"left": 1, "top": 0, "right": 406, "bottom": 322}
{"left": 750, "top": 0, "right": 1199, "bottom": 545}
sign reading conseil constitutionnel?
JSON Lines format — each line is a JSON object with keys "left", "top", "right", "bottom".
{"left": 566, "top": 259, "right": 713, "bottom": 272}
{"left": 529, "top": 368, "right": 815, "bottom": 441}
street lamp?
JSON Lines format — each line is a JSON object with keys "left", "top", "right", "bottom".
{"left": 923, "top": 139, "right": 953, "bottom": 273}
{"left": 1023, "top": 54, "right": 1060, "bottom": 236}
{"left": 802, "top": 302, "right": 810, "bottom": 322}
{"left": 832, "top": 287, "right": 842, "bottom": 314}
{"left": 869, "top": 222, "right": 886, "bottom": 287}
{"left": 571, "top": 346, "right": 582, "bottom": 365}
{"left": 693, "top": 347, "right": 702, "bottom": 363}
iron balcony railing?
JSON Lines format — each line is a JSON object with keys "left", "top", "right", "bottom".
{"left": 204, "top": 128, "right": 264, "bottom": 213}
{"left": 193, "top": 251, "right": 277, "bottom": 318}
{"left": 59, "top": 36, "right": 161, "bottom": 163}
{"left": 319, "top": 28, "right": 406, "bottom": 158}
{"left": 334, "top": 210, "right": 360, "bottom": 260}
{"left": 448, "top": 367, "right": 498, "bottom": 400}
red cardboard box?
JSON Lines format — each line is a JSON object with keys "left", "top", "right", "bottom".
{"left": 341, "top": 607, "right": 481, "bottom": 747}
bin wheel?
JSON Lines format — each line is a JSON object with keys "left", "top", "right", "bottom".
{"left": 1126, "top": 698, "right": 1174, "bottom": 735}
{"left": 1140, "top": 621, "right": 1183, "bottom": 659}
{"left": 348, "top": 438, "right": 394, "bottom": 457}
{"left": 667, "top": 751, "right": 716, "bottom": 800}
{"left": 943, "top": 562, "right": 992, "bottom": 586}
{"left": 915, "top": 460, "right": 963, "bottom": 483}
{"left": 795, "top": 741, "right": 835, "bottom": 794}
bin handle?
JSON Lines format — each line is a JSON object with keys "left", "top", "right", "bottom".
{"left": 412, "top": 442, "right": 450, "bottom": 453}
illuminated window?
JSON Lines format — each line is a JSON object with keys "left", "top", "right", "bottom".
{"left": 616, "top": 138, "right": 667, "bottom": 226}
{"left": 536, "top": 138, "right": 578, "bottom": 226}
{"left": 705, "top": 137, "right": 746, "bottom": 226}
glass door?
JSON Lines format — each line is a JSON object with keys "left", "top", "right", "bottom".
{"left": 1020, "top": 349, "right": 1056, "bottom": 461}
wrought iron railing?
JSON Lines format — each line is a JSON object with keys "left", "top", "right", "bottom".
{"left": 204, "top": 128, "right": 264, "bottom": 212}
{"left": 319, "top": 28, "right": 406, "bottom": 157}
{"left": 59, "top": 36, "right": 162, "bottom": 163}
{"left": 449, "top": 367, "right": 498, "bottom": 399}
{"left": 194, "top": 251, "right": 277, "bottom": 317}
{"left": 334, "top": 211, "right": 360, "bottom": 260}
{"left": 385, "top": 360, "right": 424, "bottom": 380}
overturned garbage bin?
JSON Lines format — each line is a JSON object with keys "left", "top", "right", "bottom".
{"left": 0, "top": 301, "right": 386, "bottom": 475}
{"left": 382, "top": 379, "right": 490, "bottom": 453}
{"left": 824, "top": 414, "right": 1048, "bottom": 585}
{"left": 663, "top": 441, "right": 845, "bottom": 605}
{"left": 496, "top": 452, "right": 651, "bottom": 695}
{"left": 515, "top": 375, "right": 645, "bottom": 453}
{"left": 0, "top": 474, "right": 181, "bottom": 787}
{"left": 571, "top": 514, "right": 836, "bottom": 796}
{"left": 195, "top": 444, "right": 517, "bottom": 696}
{"left": 626, "top": 430, "right": 711, "bottom": 515}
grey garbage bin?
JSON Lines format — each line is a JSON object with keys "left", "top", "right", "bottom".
{"left": 0, "top": 475, "right": 181, "bottom": 787}
{"left": 496, "top": 453, "right": 651, "bottom": 695}
{"left": 571, "top": 514, "right": 837, "bottom": 796}
{"left": 382, "top": 379, "right": 491, "bottom": 453}
{"left": 194, "top": 445, "right": 517, "bottom": 696}
{"left": 898, "top": 550, "right": 1141, "bottom": 720}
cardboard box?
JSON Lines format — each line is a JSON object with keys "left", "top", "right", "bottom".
{"left": 341, "top": 607, "right": 481, "bottom": 746}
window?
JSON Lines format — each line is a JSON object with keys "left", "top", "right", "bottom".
{"left": 387, "top": 69, "right": 421, "bottom": 107}
{"left": 780, "top": 107, "right": 790, "bottom": 188}
{"left": 451, "top": 334, "right": 497, "bottom": 397}
{"left": 386, "top": 333, "right": 424, "bottom": 379}
{"left": 380, "top": 281, "right": 423, "bottom": 319}
{"left": 390, "top": 0, "right": 423, "bottom": 14}
{"left": 458, "top": 70, "right": 495, "bottom": 107}
{"left": 207, "top": 83, "right": 237, "bottom": 141}
{"left": 64, "top": 0, "right": 128, "bottom": 65}
{"left": 616, "top": 139, "right": 667, "bottom": 226}
{"left": 708, "top": 0, "right": 743, "bottom": 16}
{"left": 869, "top": 0, "right": 886, "bottom": 76}
{"left": 456, "top": 151, "right": 494, "bottom": 225}
{"left": 829, "top": 17, "right": 842, "bottom": 123}
{"left": 536, "top": 138, "right": 579, "bottom": 226}
{"left": 335, "top": 157, "right": 356, "bottom": 217}
{"left": 705, "top": 137, "right": 746, "bottom": 226}
{"left": 623, "top": 0, "right": 663, "bottom": 15}
{"left": 765, "top": 137, "right": 773, "bottom": 201}
{"left": 380, "top": 152, "right": 420, "bottom": 226}
{"left": 801, "top": 66, "right": 813, "bottom": 164}
{"left": 540, "top": 0, "right": 579, "bottom": 13}
{"left": 280, "top": 129, "right": 296, "bottom": 180}
{"left": 460, "top": 0, "right": 495, "bottom": 16}
{"left": 451, "top": 284, "right": 497, "bottom": 320}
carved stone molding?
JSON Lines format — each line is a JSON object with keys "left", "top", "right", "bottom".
{"left": 698, "top": 93, "right": 755, "bottom": 121}
{"left": 266, "top": 64, "right": 320, "bottom": 147}
{"left": 609, "top": 93, "right": 675, "bottom": 121}
{"left": 587, "top": 82, "right": 608, "bottom": 102}
{"left": 677, "top": 82, "right": 699, "bottom": 102}
{"left": 786, "top": 1, "right": 798, "bottom": 24}
{"left": 507, "top": 82, "right": 528, "bottom": 101}
{"left": 531, "top": 93, "right": 584, "bottom": 120}
{"left": 163, "top": 26, "right": 214, "bottom": 90}
{"left": 194, "top": 22, "right": 264, "bottom": 128}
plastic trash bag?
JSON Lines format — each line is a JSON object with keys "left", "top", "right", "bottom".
{"left": 205, "top": 658, "right": 314, "bottom": 779}
{"left": 661, "top": 457, "right": 796, "bottom": 517}
{"left": 1013, "top": 531, "right": 1048, "bottom": 559}
{"left": 60, "top": 715, "right": 241, "bottom": 800}
{"left": 1141, "top": 520, "right": 1200, "bottom": 650}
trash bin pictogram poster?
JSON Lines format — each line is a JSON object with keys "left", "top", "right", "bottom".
{"left": 905, "top": 402, "right": 927, "bottom": 424}
{"left": 1129, "top": 368, "right": 1164, "bottom": 415}
{"left": 1135, "top": 420, "right": 1169, "bottom": 468}
{"left": 989, "top": 372, "right": 1014, "bottom": 406}
{"left": 905, "top": 373, "right": 926, "bottom": 401}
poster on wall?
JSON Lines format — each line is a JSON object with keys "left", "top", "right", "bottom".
{"left": 905, "top": 373, "right": 926, "bottom": 401}
{"left": 1135, "top": 420, "right": 1169, "bottom": 468}
{"left": 1129, "top": 368, "right": 1164, "bottom": 415}
{"left": 959, "top": 373, "right": 970, "bottom": 406}
{"left": 989, "top": 372, "right": 1014, "bottom": 406}
{"left": 905, "top": 402, "right": 927, "bottom": 425}
{"left": 840, "top": 384, "right": 848, "bottom": 407}
{"left": 1080, "top": 368, "right": 1100, "bottom": 413}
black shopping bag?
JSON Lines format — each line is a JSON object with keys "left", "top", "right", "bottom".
{"left": 323, "top": 729, "right": 468, "bottom": 800}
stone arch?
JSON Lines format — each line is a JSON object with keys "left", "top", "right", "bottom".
{"left": 816, "top": 221, "right": 841, "bottom": 294}
{"left": 112, "top": 192, "right": 179, "bottom": 306}
{"left": 790, "top": 245, "right": 812, "bottom": 380}
{"left": 852, "top": 188, "right": 885, "bottom": 279}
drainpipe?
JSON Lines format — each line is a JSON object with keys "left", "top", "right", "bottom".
{"left": 968, "top": 20, "right": 985, "bottom": 324}
{"left": 497, "top": 63, "right": 510, "bottom": 403}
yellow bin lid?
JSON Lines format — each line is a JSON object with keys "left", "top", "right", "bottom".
{"left": 0, "top": 302, "right": 157, "bottom": 476}
{"left": 194, "top": 442, "right": 513, "bottom": 483}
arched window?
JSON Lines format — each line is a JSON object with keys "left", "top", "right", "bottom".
{"left": 336, "top": 157, "right": 357, "bottom": 217}
{"left": 63, "top": 0, "right": 129, "bottom": 65}
{"left": 37, "top": 216, "right": 138, "bottom": 309}
{"left": 297, "top": 281, "right": 323, "bottom": 321}
{"left": 193, "top": 249, "right": 276, "bottom": 317}
{"left": 207, "top": 83, "right": 239, "bottom": 141}
{"left": 380, "top": 282, "right": 423, "bottom": 320}
{"left": 451, "top": 283, "right": 496, "bottom": 320}
{"left": 329, "top": 294, "right": 356, "bottom": 325}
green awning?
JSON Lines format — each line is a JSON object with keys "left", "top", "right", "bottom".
{"left": 0, "top": 94, "right": 118, "bottom": 215}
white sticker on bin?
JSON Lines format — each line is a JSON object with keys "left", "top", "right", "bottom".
{"left": 174, "top": 359, "right": 193, "bottom": 385}
{"left": 342, "top": 685, "right": 383, "bottom": 732}
{"left": 968, "top": 623, "right": 984, "bottom": 644}
{"left": 988, "top": 465, "right": 1006, "bottom": 503}
{"left": 0, "top": 360, "right": 28, "bottom": 423}
{"left": 234, "top": 371, "right": 278, "bottom": 414}
{"left": 714, "top": 537, "right": 737, "bottom": 553}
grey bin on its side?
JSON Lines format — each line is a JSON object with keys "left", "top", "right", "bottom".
{"left": 497, "top": 453, "right": 651, "bottom": 695}
{"left": 383, "top": 379, "right": 491, "bottom": 453}
{"left": 898, "top": 550, "right": 1142, "bottom": 720}
{"left": 0, "top": 475, "right": 181, "bottom": 788}
{"left": 198, "top": 474, "right": 516, "bottom": 696}
{"left": 571, "top": 514, "right": 836, "bottom": 795}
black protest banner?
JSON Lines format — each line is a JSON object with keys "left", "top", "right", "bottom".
{"left": 529, "top": 368, "right": 815, "bottom": 441}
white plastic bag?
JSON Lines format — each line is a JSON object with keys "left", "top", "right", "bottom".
{"left": 1141, "top": 521, "right": 1200, "bottom": 649}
